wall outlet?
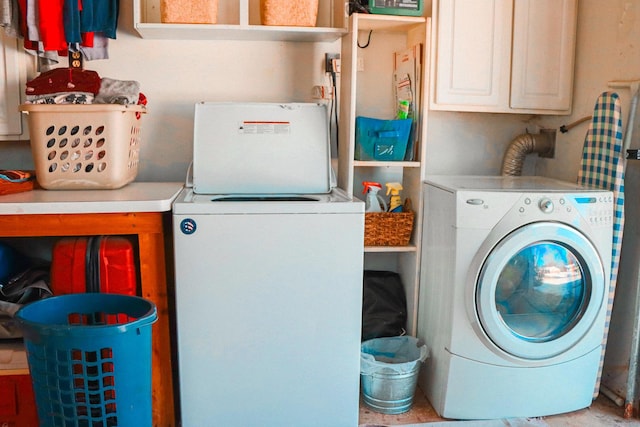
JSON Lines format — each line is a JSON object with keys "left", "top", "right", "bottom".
{"left": 312, "top": 85, "right": 334, "bottom": 99}
{"left": 325, "top": 53, "right": 340, "bottom": 73}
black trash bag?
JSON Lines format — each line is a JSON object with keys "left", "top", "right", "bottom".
{"left": 362, "top": 270, "right": 407, "bottom": 341}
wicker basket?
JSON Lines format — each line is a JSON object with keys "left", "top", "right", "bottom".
{"left": 20, "top": 104, "right": 146, "bottom": 190}
{"left": 364, "top": 210, "right": 415, "bottom": 246}
{"left": 260, "top": 0, "right": 319, "bottom": 27}
{"left": 161, "top": 0, "right": 218, "bottom": 24}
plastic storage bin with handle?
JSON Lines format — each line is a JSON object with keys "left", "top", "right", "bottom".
{"left": 355, "top": 117, "right": 413, "bottom": 161}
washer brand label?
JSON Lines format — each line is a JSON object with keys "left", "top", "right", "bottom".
{"left": 180, "top": 218, "right": 197, "bottom": 235}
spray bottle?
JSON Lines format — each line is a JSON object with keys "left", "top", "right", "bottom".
{"left": 362, "top": 181, "right": 387, "bottom": 212}
{"left": 386, "top": 182, "right": 404, "bottom": 213}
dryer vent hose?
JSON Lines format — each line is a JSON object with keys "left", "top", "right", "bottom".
{"left": 501, "top": 133, "right": 553, "bottom": 176}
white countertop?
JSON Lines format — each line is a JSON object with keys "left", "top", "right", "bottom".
{"left": 0, "top": 182, "right": 184, "bottom": 214}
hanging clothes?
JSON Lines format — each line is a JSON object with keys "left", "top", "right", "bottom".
{"left": 577, "top": 91, "right": 625, "bottom": 399}
{"left": 39, "top": 0, "right": 68, "bottom": 51}
{"left": 79, "top": 0, "right": 119, "bottom": 39}
{"left": 63, "top": 0, "right": 81, "bottom": 44}
{"left": 79, "top": 32, "right": 109, "bottom": 61}
{"left": 10, "top": 0, "right": 119, "bottom": 66}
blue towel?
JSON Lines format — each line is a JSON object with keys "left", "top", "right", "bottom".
{"left": 577, "top": 91, "right": 625, "bottom": 398}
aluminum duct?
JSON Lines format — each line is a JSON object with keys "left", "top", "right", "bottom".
{"left": 500, "top": 131, "right": 555, "bottom": 176}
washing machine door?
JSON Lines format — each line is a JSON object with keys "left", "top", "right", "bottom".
{"left": 475, "top": 222, "right": 606, "bottom": 360}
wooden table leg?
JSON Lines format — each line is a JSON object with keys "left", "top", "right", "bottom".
{"left": 139, "top": 230, "right": 175, "bottom": 427}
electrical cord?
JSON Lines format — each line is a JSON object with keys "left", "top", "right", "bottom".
{"left": 358, "top": 30, "right": 373, "bottom": 48}
{"left": 349, "top": 1, "right": 372, "bottom": 49}
{"left": 329, "top": 69, "right": 339, "bottom": 151}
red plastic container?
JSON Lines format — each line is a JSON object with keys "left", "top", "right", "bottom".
{"left": 51, "top": 236, "right": 137, "bottom": 295}
{"left": 0, "top": 374, "right": 38, "bottom": 427}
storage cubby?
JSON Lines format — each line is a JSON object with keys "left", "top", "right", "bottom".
{"left": 133, "top": 0, "right": 347, "bottom": 41}
{"left": 337, "top": 13, "right": 431, "bottom": 335}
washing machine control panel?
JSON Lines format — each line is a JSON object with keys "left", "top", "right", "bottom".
{"left": 518, "top": 193, "right": 613, "bottom": 227}
{"left": 538, "top": 197, "right": 554, "bottom": 213}
{"left": 574, "top": 194, "right": 614, "bottom": 227}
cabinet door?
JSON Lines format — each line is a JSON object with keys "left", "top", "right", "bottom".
{"left": 431, "top": 0, "right": 513, "bottom": 110}
{"left": 0, "top": 33, "right": 22, "bottom": 136}
{"left": 510, "top": 0, "right": 577, "bottom": 111}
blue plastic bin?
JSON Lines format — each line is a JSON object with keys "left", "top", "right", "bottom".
{"left": 355, "top": 117, "right": 413, "bottom": 161}
{"left": 16, "top": 293, "right": 157, "bottom": 427}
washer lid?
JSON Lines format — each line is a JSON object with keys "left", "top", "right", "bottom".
{"left": 475, "top": 222, "right": 606, "bottom": 360}
{"left": 192, "top": 102, "right": 333, "bottom": 195}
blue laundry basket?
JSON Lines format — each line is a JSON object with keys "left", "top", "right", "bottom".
{"left": 16, "top": 293, "right": 157, "bottom": 427}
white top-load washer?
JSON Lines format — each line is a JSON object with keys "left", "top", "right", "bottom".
{"left": 418, "top": 175, "right": 613, "bottom": 419}
{"left": 173, "top": 102, "right": 364, "bottom": 427}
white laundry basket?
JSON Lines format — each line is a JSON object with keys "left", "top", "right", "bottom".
{"left": 20, "top": 104, "right": 146, "bottom": 190}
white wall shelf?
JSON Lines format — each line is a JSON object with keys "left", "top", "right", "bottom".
{"left": 349, "top": 14, "right": 426, "bottom": 32}
{"left": 365, "top": 245, "right": 418, "bottom": 253}
{"left": 133, "top": 0, "right": 347, "bottom": 42}
{"left": 133, "top": 23, "right": 346, "bottom": 42}
{"left": 354, "top": 160, "right": 421, "bottom": 168}
{"left": 338, "top": 13, "right": 431, "bottom": 336}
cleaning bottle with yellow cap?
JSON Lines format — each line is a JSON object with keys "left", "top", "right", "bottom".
{"left": 386, "top": 182, "right": 404, "bottom": 213}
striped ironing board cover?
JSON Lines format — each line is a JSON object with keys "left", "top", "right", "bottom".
{"left": 577, "top": 91, "right": 625, "bottom": 398}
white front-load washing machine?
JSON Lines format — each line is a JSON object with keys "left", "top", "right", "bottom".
{"left": 418, "top": 175, "right": 613, "bottom": 419}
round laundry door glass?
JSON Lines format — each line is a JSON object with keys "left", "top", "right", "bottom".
{"left": 475, "top": 222, "right": 605, "bottom": 360}
{"left": 495, "top": 242, "right": 586, "bottom": 342}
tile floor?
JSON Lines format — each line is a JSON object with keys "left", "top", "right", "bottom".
{"left": 359, "top": 386, "right": 640, "bottom": 426}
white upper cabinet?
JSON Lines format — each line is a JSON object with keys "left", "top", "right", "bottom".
{"left": 0, "top": 32, "right": 22, "bottom": 136}
{"left": 510, "top": 0, "right": 577, "bottom": 111}
{"left": 432, "top": 0, "right": 513, "bottom": 110}
{"left": 430, "top": 0, "right": 577, "bottom": 114}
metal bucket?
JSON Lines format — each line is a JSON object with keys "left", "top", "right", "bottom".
{"left": 361, "top": 363, "right": 421, "bottom": 414}
{"left": 360, "top": 336, "right": 428, "bottom": 415}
